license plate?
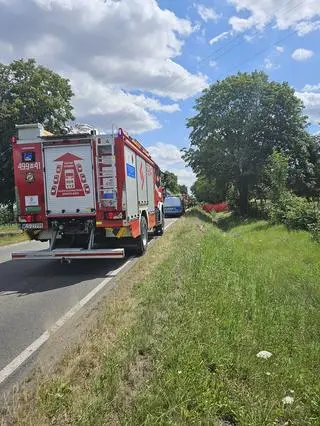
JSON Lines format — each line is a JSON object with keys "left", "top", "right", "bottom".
{"left": 21, "top": 223, "right": 44, "bottom": 230}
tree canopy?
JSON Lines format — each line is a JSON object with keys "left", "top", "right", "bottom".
{"left": 161, "top": 170, "right": 180, "bottom": 194}
{"left": 183, "top": 71, "right": 312, "bottom": 215}
{"left": 191, "top": 176, "right": 225, "bottom": 204}
{"left": 178, "top": 184, "right": 188, "bottom": 195}
{"left": 0, "top": 59, "right": 74, "bottom": 209}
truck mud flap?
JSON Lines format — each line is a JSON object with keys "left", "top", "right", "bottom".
{"left": 12, "top": 248, "right": 125, "bottom": 260}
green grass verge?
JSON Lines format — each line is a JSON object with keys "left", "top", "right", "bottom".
{"left": 0, "top": 224, "right": 28, "bottom": 246}
{"left": 185, "top": 206, "right": 216, "bottom": 223}
{"left": 0, "top": 224, "right": 19, "bottom": 232}
{"left": 0, "top": 233, "right": 27, "bottom": 246}
{"left": 6, "top": 217, "right": 320, "bottom": 425}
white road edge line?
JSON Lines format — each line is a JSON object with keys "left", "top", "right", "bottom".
{"left": 0, "top": 221, "right": 175, "bottom": 385}
{"left": 0, "top": 258, "right": 133, "bottom": 385}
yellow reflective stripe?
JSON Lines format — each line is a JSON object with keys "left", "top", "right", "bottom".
{"left": 116, "top": 227, "right": 127, "bottom": 238}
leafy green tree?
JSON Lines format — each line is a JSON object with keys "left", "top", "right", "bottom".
{"left": 264, "top": 150, "right": 289, "bottom": 203}
{"left": 191, "top": 176, "right": 225, "bottom": 203}
{"left": 161, "top": 170, "right": 180, "bottom": 194}
{"left": 178, "top": 184, "right": 188, "bottom": 195}
{"left": 288, "top": 134, "right": 320, "bottom": 200}
{"left": 183, "top": 71, "right": 309, "bottom": 215}
{"left": 0, "top": 59, "right": 74, "bottom": 212}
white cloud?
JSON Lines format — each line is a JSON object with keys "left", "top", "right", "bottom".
{"left": 68, "top": 71, "right": 180, "bottom": 133}
{"left": 192, "top": 22, "right": 202, "bottom": 33}
{"left": 302, "top": 83, "right": 320, "bottom": 92}
{"left": 24, "top": 34, "right": 64, "bottom": 60}
{"left": 172, "top": 168, "right": 196, "bottom": 188}
{"left": 243, "top": 34, "right": 255, "bottom": 43}
{"left": 229, "top": 15, "right": 257, "bottom": 32}
{"left": 196, "top": 4, "right": 220, "bottom": 22}
{"left": 292, "top": 48, "right": 314, "bottom": 61}
{"left": 148, "top": 142, "right": 182, "bottom": 165}
{"left": 147, "top": 142, "right": 196, "bottom": 188}
{"left": 0, "top": 0, "right": 207, "bottom": 133}
{"left": 209, "top": 60, "right": 218, "bottom": 68}
{"left": 264, "top": 45, "right": 283, "bottom": 70}
{"left": 296, "top": 20, "right": 320, "bottom": 36}
{"left": 209, "top": 31, "right": 229, "bottom": 45}
{"left": 229, "top": 0, "right": 320, "bottom": 34}
{"left": 296, "top": 91, "right": 320, "bottom": 123}
{"left": 264, "top": 57, "right": 279, "bottom": 70}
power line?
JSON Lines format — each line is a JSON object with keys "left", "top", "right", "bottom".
{"left": 218, "top": 28, "right": 298, "bottom": 81}
{"left": 162, "top": 0, "right": 307, "bottom": 96}
{"left": 196, "top": 0, "right": 305, "bottom": 68}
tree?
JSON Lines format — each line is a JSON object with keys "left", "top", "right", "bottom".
{"left": 191, "top": 176, "right": 225, "bottom": 203}
{"left": 178, "top": 184, "right": 188, "bottom": 195}
{"left": 263, "top": 150, "right": 289, "bottom": 203}
{"left": 0, "top": 59, "right": 74, "bottom": 212}
{"left": 161, "top": 170, "right": 180, "bottom": 194}
{"left": 288, "top": 134, "right": 320, "bottom": 200}
{"left": 183, "top": 71, "right": 309, "bottom": 215}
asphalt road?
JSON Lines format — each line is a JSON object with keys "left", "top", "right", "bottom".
{"left": 0, "top": 218, "right": 177, "bottom": 395}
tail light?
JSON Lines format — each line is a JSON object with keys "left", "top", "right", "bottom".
{"left": 105, "top": 211, "right": 123, "bottom": 220}
{"left": 26, "top": 215, "right": 34, "bottom": 223}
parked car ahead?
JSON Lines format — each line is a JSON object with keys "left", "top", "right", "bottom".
{"left": 164, "top": 196, "right": 184, "bottom": 217}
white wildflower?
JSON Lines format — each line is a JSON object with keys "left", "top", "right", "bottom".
{"left": 256, "top": 350, "right": 273, "bottom": 359}
{"left": 282, "top": 395, "right": 294, "bottom": 405}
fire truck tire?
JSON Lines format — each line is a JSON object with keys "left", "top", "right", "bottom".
{"left": 136, "top": 216, "right": 148, "bottom": 256}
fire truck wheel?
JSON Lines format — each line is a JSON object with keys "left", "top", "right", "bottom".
{"left": 136, "top": 216, "right": 148, "bottom": 256}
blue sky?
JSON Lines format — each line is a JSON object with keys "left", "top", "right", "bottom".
{"left": 144, "top": 0, "right": 320, "bottom": 155}
{"left": 0, "top": 0, "right": 319, "bottom": 187}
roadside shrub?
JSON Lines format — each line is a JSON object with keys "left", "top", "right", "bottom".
{"left": 248, "top": 200, "right": 269, "bottom": 219}
{"left": 0, "top": 205, "right": 14, "bottom": 225}
{"left": 267, "top": 192, "right": 320, "bottom": 234}
{"left": 226, "top": 184, "right": 240, "bottom": 214}
{"left": 308, "top": 220, "right": 320, "bottom": 243}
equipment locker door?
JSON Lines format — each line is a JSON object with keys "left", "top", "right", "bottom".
{"left": 43, "top": 144, "right": 95, "bottom": 215}
{"left": 146, "top": 162, "right": 155, "bottom": 212}
{"left": 136, "top": 156, "right": 148, "bottom": 205}
{"left": 124, "top": 145, "right": 139, "bottom": 219}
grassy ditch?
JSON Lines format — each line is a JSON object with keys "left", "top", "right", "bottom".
{"left": 0, "top": 225, "right": 27, "bottom": 247}
{"left": 2, "top": 217, "right": 320, "bottom": 425}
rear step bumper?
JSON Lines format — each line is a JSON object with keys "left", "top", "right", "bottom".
{"left": 12, "top": 248, "right": 125, "bottom": 260}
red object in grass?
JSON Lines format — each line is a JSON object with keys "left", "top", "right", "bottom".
{"left": 202, "top": 201, "right": 229, "bottom": 213}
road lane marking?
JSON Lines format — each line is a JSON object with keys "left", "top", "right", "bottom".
{"left": 0, "top": 258, "right": 133, "bottom": 385}
{"left": 0, "top": 221, "right": 176, "bottom": 385}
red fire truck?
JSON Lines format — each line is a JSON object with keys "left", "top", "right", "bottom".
{"left": 11, "top": 123, "right": 165, "bottom": 261}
